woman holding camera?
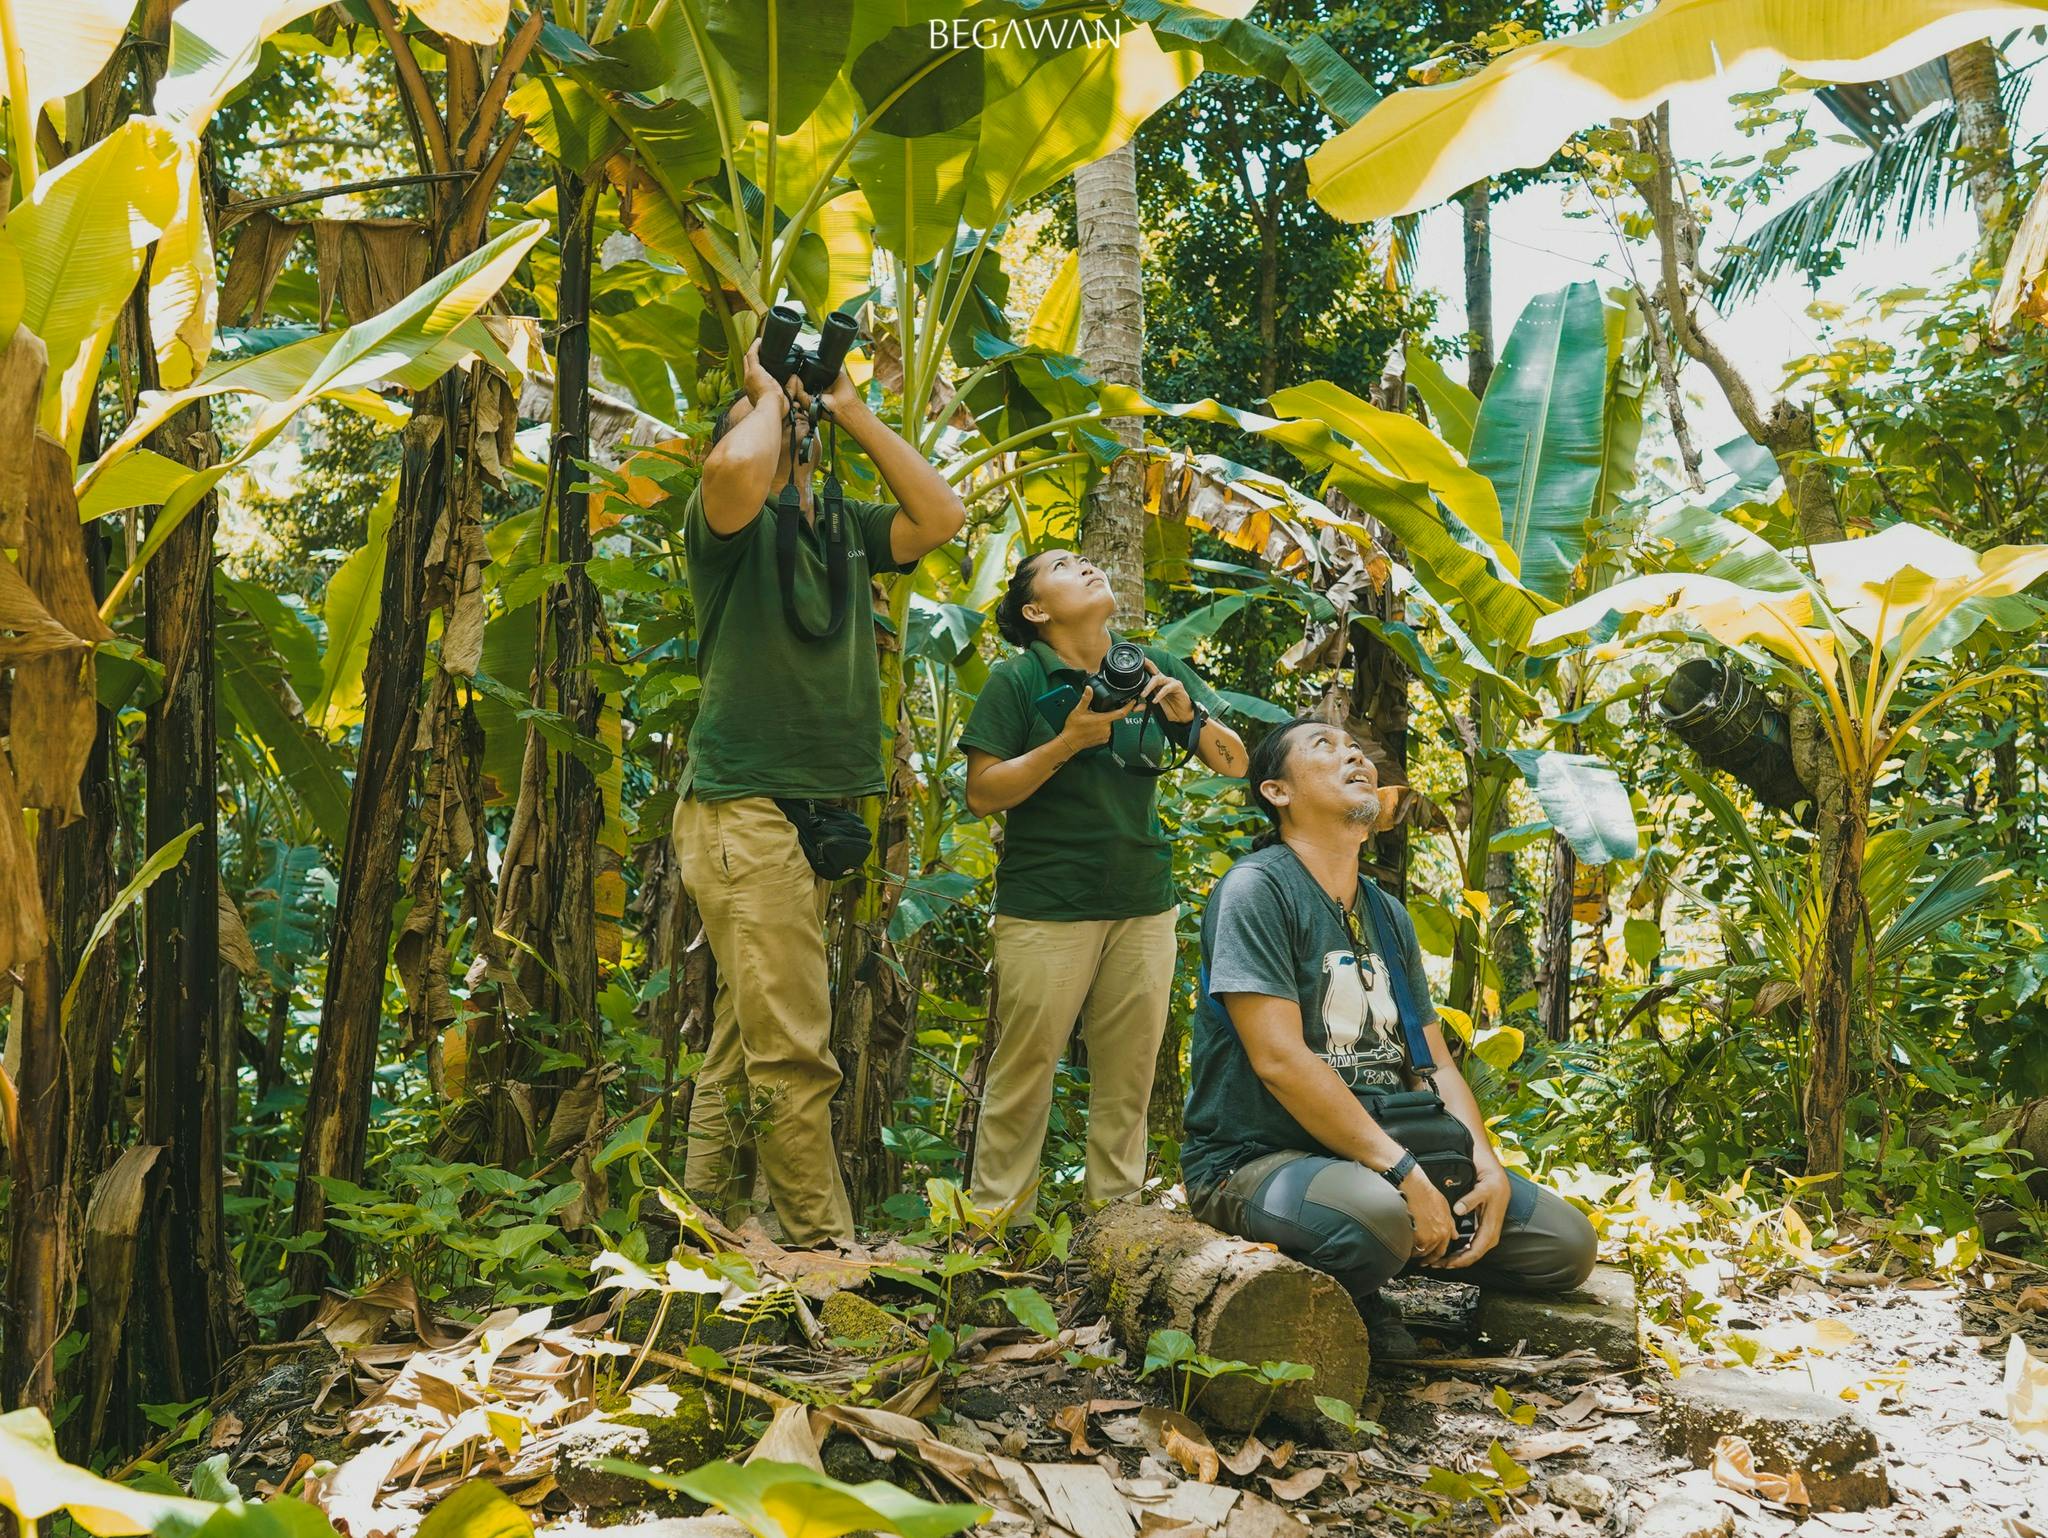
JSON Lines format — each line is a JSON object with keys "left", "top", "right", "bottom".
{"left": 959, "top": 549, "right": 1246, "bottom": 1225}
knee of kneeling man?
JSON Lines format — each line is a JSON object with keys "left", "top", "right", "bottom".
{"left": 1546, "top": 1206, "right": 1600, "bottom": 1292}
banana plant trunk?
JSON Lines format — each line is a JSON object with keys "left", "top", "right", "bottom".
{"left": 137, "top": 402, "right": 237, "bottom": 1402}
{"left": 546, "top": 173, "right": 601, "bottom": 1040}
{"left": 1536, "top": 834, "right": 1577, "bottom": 1042}
{"left": 1804, "top": 780, "right": 1870, "bottom": 1193}
{"left": 290, "top": 386, "right": 451, "bottom": 1314}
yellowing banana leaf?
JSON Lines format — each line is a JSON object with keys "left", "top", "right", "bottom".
{"left": 0, "top": 1407, "right": 215, "bottom": 1536}
{"left": 1102, "top": 383, "right": 1551, "bottom": 648}
{"left": 1809, "top": 522, "right": 2048, "bottom": 660}
{"left": 148, "top": 141, "right": 217, "bottom": 389}
{"left": 11, "top": 118, "right": 182, "bottom": 453}
{"left": 963, "top": 24, "right": 1202, "bottom": 229}
{"left": 1306, "top": 0, "right": 2048, "bottom": 221}
{"left": 1272, "top": 378, "right": 1517, "bottom": 575}
{"left": 400, "top": 0, "right": 511, "bottom": 44}
{"left": 1991, "top": 174, "right": 2048, "bottom": 333}
{"left": 75, "top": 447, "right": 188, "bottom": 521}
{"left": 603, "top": 1457, "right": 988, "bottom": 1538}
{"left": 82, "top": 218, "right": 547, "bottom": 617}
{"left": 1531, "top": 570, "right": 1829, "bottom": 671}
{"left": 1402, "top": 339, "right": 1479, "bottom": 455}
{"left": 1, "top": 0, "right": 137, "bottom": 114}
{"left": 1027, "top": 249, "right": 1081, "bottom": 353}
{"left": 156, "top": 0, "right": 334, "bottom": 129}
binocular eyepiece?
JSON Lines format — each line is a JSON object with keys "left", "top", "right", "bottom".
{"left": 759, "top": 303, "right": 858, "bottom": 397}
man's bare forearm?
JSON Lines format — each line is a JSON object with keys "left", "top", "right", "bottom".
{"left": 835, "top": 396, "right": 964, "bottom": 559}
{"left": 701, "top": 396, "right": 789, "bottom": 532}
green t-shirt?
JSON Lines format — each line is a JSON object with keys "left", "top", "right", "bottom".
{"left": 681, "top": 486, "right": 912, "bottom": 801}
{"left": 1180, "top": 845, "right": 1434, "bottom": 1194}
{"left": 957, "top": 638, "right": 1224, "bottom": 921}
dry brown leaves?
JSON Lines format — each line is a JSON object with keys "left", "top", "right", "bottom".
{"left": 312, "top": 219, "right": 430, "bottom": 328}
{"left": 1709, "top": 1432, "right": 1811, "bottom": 1506}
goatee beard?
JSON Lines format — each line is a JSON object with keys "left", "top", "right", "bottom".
{"left": 1344, "top": 802, "right": 1378, "bottom": 827}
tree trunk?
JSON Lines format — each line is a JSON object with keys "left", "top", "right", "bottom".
{"left": 290, "top": 391, "right": 448, "bottom": 1311}
{"left": 1803, "top": 784, "right": 1868, "bottom": 1193}
{"left": 547, "top": 174, "right": 601, "bottom": 1041}
{"left": 137, "top": 402, "right": 236, "bottom": 1400}
{"left": 1946, "top": 41, "right": 2012, "bottom": 264}
{"left": 1076, "top": 1202, "right": 1369, "bottom": 1431}
{"left": 1462, "top": 178, "right": 1495, "bottom": 398}
{"left": 5, "top": 857, "right": 66, "bottom": 1416}
{"left": 1536, "top": 834, "right": 1577, "bottom": 1042}
{"left": 1073, "top": 142, "right": 1147, "bottom": 622}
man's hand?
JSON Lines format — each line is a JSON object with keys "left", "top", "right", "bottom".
{"left": 741, "top": 339, "right": 785, "bottom": 406}
{"left": 819, "top": 363, "right": 862, "bottom": 419}
{"left": 1400, "top": 1165, "right": 1457, "bottom": 1265}
{"left": 1139, "top": 658, "right": 1195, "bottom": 724}
{"left": 1441, "top": 1162, "right": 1511, "bottom": 1270}
{"left": 1058, "top": 687, "right": 1132, "bottom": 753}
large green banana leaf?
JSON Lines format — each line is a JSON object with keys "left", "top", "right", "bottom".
{"left": 1468, "top": 282, "right": 1613, "bottom": 605}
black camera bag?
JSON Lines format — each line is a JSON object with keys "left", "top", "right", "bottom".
{"left": 775, "top": 798, "right": 871, "bottom": 881}
{"left": 1352, "top": 882, "right": 1480, "bottom": 1241}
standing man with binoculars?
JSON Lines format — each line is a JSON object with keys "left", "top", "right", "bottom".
{"left": 676, "top": 308, "right": 965, "bottom": 1249}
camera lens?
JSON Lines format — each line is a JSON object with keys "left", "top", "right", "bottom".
{"left": 1101, "top": 641, "right": 1148, "bottom": 694}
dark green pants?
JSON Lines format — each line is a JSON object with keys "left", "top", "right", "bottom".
{"left": 1190, "top": 1149, "right": 1598, "bottom": 1299}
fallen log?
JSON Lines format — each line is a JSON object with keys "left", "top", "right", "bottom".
{"left": 1075, "top": 1200, "right": 1369, "bottom": 1432}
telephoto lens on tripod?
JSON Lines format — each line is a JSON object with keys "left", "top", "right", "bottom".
{"left": 758, "top": 303, "right": 859, "bottom": 396}
{"left": 1655, "top": 654, "right": 1812, "bottom": 820}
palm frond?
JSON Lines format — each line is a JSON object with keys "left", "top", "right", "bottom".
{"left": 1710, "top": 71, "right": 2031, "bottom": 305}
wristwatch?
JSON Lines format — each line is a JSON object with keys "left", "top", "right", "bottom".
{"left": 1380, "top": 1151, "right": 1418, "bottom": 1189}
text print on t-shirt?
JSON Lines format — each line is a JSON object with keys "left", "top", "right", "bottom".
{"left": 1318, "top": 949, "right": 1405, "bottom": 1088}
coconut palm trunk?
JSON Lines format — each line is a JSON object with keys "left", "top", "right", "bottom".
{"left": 1074, "top": 143, "right": 1147, "bottom": 623}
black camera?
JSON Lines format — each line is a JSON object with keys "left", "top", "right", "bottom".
{"left": 1656, "top": 655, "right": 1811, "bottom": 820}
{"left": 1085, "top": 640, "right": 1150, "bottom": 711}
{"left": 759, "top": 303, "right": 858, "bottom": 396}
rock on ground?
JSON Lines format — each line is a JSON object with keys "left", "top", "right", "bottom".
{"left": 1631, "top": 1494, "right": 1735, "bottom": 1538}
{"left": 1475, "top": 1263, "right": 1639, "bottom": 1367}
{"left": 1546, "top": 1469, "right": 1615, "bottom": 1516}
{"left": 1659, "top": 1367, "right": 1889, "bottom": 1512}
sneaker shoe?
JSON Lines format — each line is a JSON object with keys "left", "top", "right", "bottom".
{"left": 1357, "top": 1291, "right": 1423, "bottom": 1361}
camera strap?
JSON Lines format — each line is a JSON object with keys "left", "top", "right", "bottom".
{"left": 774, "top": 404, "right": 849, "bottom": 643}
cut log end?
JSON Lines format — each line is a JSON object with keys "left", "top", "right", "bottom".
{"left": 1076, "top": 1200, "right": 1369, "bottom": 1432}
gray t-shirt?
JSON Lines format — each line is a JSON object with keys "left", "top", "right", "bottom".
{"left": 1181, "top": 844, "right": 1434, "bottom": 1193}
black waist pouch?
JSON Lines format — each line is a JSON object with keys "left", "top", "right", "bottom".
{"left": 1367, "top": 1089, "right": 1478, "bottom": 1219}
{"left": 775, "top": 798, "right": 871, "bottom": 881}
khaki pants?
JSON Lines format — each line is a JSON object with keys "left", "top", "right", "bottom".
{"left": 673, "top": 794, "right": 854, "bottom": 1246}
{"left": 970, "top": 908, "right": 1179, "bottom": 1222}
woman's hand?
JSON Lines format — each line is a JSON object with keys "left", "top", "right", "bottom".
{"left": 1441, "top": 1162, "right": 1511, "bottom": 1270}
{"left": 1400, "top": 1165, "right": 1457, "bottom": 1265}
{"left": 1140, "top": 658, "right": 1195, "bottom": 723}
{"left": 1058, "top": 686, "right": 1132, "bottom": 753}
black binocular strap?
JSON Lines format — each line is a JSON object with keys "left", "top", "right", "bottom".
{"left": 774, "top": 409, "right": 849, "bottom": 643}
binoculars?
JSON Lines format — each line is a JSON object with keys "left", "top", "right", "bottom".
{"left": 759, "top": 303, "right": 858, "bottom": 396}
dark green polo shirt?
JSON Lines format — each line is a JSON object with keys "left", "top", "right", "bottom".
{"left": 681, "top": 485, "right": 912, "bottom": 801}
{"left": 957, "top": 638, "right": 1224, "bottom": 921}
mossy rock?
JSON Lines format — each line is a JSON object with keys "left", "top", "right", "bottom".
{"left": 616, "top": 1293, "right": 791, "bottom": 1358}
{"left": 554, "top": 1386, "right": 737, "bottom": 1509}
{"left": 819, "top": 1432, "right": 924, "bottom": 1492}
{"left": 819, "top": 1291, "right": 920, "bottom": 1356}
